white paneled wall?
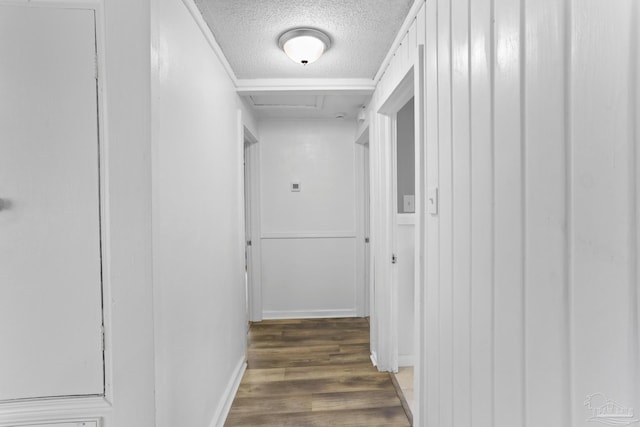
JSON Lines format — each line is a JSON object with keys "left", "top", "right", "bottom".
{"left": 368, "top": 0, "right": 639, "bottom": 425}
{"left": 417, "top": 0, "right": 640, "bottom": 426}
{"left": 258, "top": 119, "right": 360, "bottom": 318}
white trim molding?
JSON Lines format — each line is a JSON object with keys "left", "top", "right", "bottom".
{"left": 179, "top": 0, "right": 238, "bottom": 86}
{"left": 0, "top": 396, "right": 110, "bottom": 427}
{"left": 210, "top": 358, "right": 246, "bottom": 427}
{"left": 261, "top": 231, "right": 356, "bottom": 239}
{"left": 373, "top": 0, "right": 425, "bottom": 84}
{"left": 370, "top": 351, "right": 379, "bottom": 367}
{"left": 236, "top": 78, "right": 375, "bottom": 95}
{"left": 263, "top": 309, "right": 358, "bottom": 320}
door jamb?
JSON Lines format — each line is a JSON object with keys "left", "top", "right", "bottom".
{"left": 375, "top": 67, "right": 415, "bottom": 373}
{"left": 238, "top": 115, "right": 262, "bottom": 324}
{"left": 355, "top": 127, "right": 370, "bottom": 319}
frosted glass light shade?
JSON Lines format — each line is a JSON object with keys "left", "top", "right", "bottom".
{"left": 278, "top": 28, "right": 331, "bottom": 65}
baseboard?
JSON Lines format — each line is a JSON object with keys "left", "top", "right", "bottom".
{"left": 209, "top": 357, "right": 246, "bottom": 427}
{"left": 0, "top": 396, "right": 108, "bottom": 427}
{"left": 370, "top": 351, "right": 378, "bottom": 367}
{"left": 398, "top": 355, "right": 414, "bottom": 367}
{"left": 262, "top": 309, "right": 357, "bottom": 319}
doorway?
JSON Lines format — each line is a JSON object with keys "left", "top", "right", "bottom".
{"left": 393, "top": 97, "right": 416, "bottom": 414}
{"left": 372, "top": 44, "right": 426, "bottom": 422}
{"left": 243, "top": 126, "right": 261, "bottom": 323}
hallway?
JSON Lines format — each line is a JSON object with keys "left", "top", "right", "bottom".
{"left": 225, "top": 318, "right": 410, "bottom": 427}
{"left": 1, "top": 0, "right": 639, "bottom": 426}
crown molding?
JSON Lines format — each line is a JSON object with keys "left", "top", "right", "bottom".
{"left": 373, "top": 0, "right": 425, "bottom": 83}
{"left": 180, "top": 0, "right": 238, "bottom": 86}
{"left": 236, "top": 78, "right": 375, "bottom": 95}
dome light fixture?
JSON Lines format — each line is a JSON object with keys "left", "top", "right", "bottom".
{"left": 278, "top": 28, "right": 331, "bottom": 65}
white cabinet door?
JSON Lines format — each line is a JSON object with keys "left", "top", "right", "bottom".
{"left": 0, "top": 6, "right": 104, "bottom": 400}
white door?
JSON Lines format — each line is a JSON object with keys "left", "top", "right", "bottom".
{"left": 0, "top": 6, "right": 104, "bottom": 400}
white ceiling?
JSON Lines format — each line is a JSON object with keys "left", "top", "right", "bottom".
{"left": 195, "top": 0, "right": 414, "bottom": 80}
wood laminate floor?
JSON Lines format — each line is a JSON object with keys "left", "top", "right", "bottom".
{"left": 224, "top": 317, "right": 411, "bottom": 427}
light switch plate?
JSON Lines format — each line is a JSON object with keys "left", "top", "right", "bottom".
{"left": 290, "top": 182, "right": 301, "bottom": 192}
{"left": 428, "top": 187, "right": 439, "bottom": 215}
{"left": 403, "top": 195, "right": 415, "bottom": 213}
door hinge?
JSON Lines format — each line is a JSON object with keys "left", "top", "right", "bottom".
{"left": 391, "top": 254, "right": 397, "bottom": 264}
{"left": 247, "top": 240, "right": 252, "bottom": 246}
{"left": 101, "top": 325, "right": 105, "bottom": 352}
{"left": 365, "top": 237, "right": 370, "bottom": 243}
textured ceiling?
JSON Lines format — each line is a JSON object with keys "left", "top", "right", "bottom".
{"left": 195, "top": 0, "right": 414, "bottom": 79}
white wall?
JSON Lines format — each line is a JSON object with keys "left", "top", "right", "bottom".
{"left": 151, "top": 0, "right": 256, "bottom": 425}
{"left": 103, "top": 1, "right": 157, "bottom": 424}
{"left": 259, "top": 119, "right": 360, "bottom": 318}
{"left": 418, "top": 0, "right": 640, "bottom": 426}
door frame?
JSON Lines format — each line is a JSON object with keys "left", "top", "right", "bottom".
{"left": 370, "top": 44, "right": 426, "bottom": 422}
{"left": 239, "top": 119, "right": 262, "bottom": 323}
{"left": 355, "top": 128, "right": 371, "bottom": 319}
{"left": 376, "top": 66, "right": 416, "bottom": 373}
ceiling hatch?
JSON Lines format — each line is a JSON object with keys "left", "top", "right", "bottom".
{"left": 249, "top": 94, "right": 324, "bottom": 110}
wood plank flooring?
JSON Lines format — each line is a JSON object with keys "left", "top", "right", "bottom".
{"left": 225, "top": 318, "right": 411, "bottom": 427}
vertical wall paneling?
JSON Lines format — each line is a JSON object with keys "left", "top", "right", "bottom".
{"left": 492, "top": 0, "right": 525, "bottom": 424}
{"left": 413, "top": 41, "right": 427, "bottom": 427}
{"left": 410, "top": 0, "right": 640, "bottom": 425}
{"left": 469, "top": 0, "right": 494, "bottom": 424}
{"left": 563, "top": 0, "right": 575, "bottom": 422}
{"left": 451, "top": 0, "right": 471, "bottom": 426}
{"left": 436, "top": 0, "right": 454, "bottom": 424}
{"left": 635, "top": 0, "right": 640, "bottom": 415}
{"left": 451, "top": 0, "right": 472, "bottom": 424}
{"left": 570, "top": 2, "right": 636, "bottom": 424}
{"left": 424, "top": 1, "right": 440, "bottom": 425}
{"left": 523, "top": 0, "right": 570, "bottom": 425}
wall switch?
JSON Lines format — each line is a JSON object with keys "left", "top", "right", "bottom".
{"left": 290, "top": 182, "right": 301, "bottom": 192}
{"left": 428, "top": 187, "right": 439, "bottom": 215}
{"left": 403, "top": 195, "right": 415, "bottom": 213}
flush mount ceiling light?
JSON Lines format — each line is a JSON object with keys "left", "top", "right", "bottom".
{"left": 278, "top": 28, "right": 331, "bottom": 65}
